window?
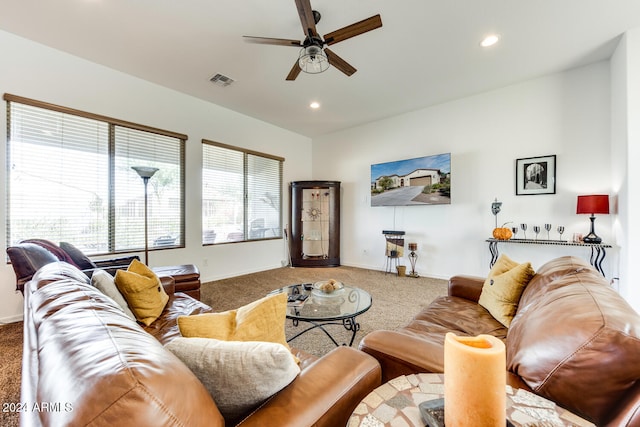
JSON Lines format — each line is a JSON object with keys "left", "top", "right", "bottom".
{"left": 5, "top": 94, "right": 185, "bottom": 255}
{"left": 202, "top": 140, "right": 283, "bottom": 244}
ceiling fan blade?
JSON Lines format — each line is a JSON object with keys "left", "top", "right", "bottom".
{"left": 324, "top": 48, "right": 356, "bottom": 76}
{"left": 243, "top": 36, "right": 302, "bottom": 47}
{"left": 286, "top": 60, "right": 302, "bottom": 81}
{"left": 324, "top": 14, "right": 382, "bottom": 46}
{"left": 294, "top": 0, "right": 318, "bottom": 37}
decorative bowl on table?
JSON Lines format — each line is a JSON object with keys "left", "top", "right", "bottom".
{"left": 312, "top": 280, "right": 344, "bottom": 297}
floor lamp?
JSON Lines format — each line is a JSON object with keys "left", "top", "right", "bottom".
{"left": 132, "top": 166, "right": 159, "bottom": 265}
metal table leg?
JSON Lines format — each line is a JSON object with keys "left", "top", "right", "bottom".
{"left": 287, "top": 315, "right": 361, "bottom": 347}
{"left": 590, "top": 246, "right": 607, "bottom": 276}
{"left": 488, "top": 240, "right": 499, "bottom": 268}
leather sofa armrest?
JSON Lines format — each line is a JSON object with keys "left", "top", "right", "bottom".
{"left": 82, "top": 264, "right": 131, "bottom": 279}
{"left": 238, "top": 346, "right": 381, "bottom": 427}
{"left": 159, "top": 276, "right": 175, "bottom": 295}
{"left": 82, "top": 267, "right": 175, "bottom": 294}
{"left": 359, "top": 329, "right": 445, "bottom": 382}
{"left": 93, "top": 255, "right": 140, "bottom": 268}
{"left": 604, "top": 380, "right": 640, "bottom": 427}
{"left": 448, "top": 274, "right": 485, "bottom": 302}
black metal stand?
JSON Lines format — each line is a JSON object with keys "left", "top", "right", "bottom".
{"left": 383, "top": 230, "right": 405, "bottom": 274}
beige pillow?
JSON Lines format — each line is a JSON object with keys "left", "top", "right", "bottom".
{"left": 114, "top": 259, "right": 169, "bottom": 326}
{"left": 165, "top": 337, "right": 300, "bottom": 425}
{"left": 177, "top": 292, "right": 289, "bottom": 350}
{"left": 478, "top": 254, "right": 535, "bottom": 327}
{"left": 91, "top": 269, "right": 136, "bottom": 320}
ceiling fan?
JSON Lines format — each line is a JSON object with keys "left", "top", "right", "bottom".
{"left": 243, "top": 0, "right": 382, "bottom": 80}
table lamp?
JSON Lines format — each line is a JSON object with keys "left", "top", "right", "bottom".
{"left": 576, "top": 194, "right": 609, "bottom": 244}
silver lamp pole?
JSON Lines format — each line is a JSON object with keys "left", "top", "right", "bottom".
{"left": 131, "top": 166, "right": 159, "bottom": 265}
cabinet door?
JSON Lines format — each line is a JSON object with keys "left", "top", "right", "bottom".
{"left": 290, "top": 181, "right": 340, "bottom": 267}
{"left": 300, "top": 187, "right": 330, "bottom": 257}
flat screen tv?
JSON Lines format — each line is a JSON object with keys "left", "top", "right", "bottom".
{"left": 371, "top": 153, "right": 451, "bottom": 207}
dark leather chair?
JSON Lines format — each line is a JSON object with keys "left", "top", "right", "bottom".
{"left": 6, "top": 239, "right": 139, "bottom": 294}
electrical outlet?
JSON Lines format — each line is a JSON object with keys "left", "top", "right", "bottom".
{"left": 203, "top": 258, "right": 209, "bottom": 267}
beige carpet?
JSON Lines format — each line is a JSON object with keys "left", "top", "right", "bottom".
{"left": 0, "top": 265, "right": 448, "bottom": 427}
{"left": 201, "top": 265, "right": 448, "bottom": 357}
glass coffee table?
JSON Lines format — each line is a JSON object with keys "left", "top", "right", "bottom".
{"left": 270, "top": 282, "right": 372, "bottom": 347}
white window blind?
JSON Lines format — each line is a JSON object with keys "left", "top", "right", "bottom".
{"left": 114, "top": 127, "right": 185, "bottom": 251}
{"left": 202, "top": 140, "right": 283, "bottom": 244}
{"left": 6, "top": 95, "right": 185, "bottom": 255}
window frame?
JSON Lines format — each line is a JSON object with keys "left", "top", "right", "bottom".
{"left": 202, "top": 139, "right": 284, "bottom": 245}
{"left": 4, "top": 93, "right": 187, "bottom": 255}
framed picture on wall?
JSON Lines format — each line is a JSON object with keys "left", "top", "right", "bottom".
{"left": 515, "top": 155, "right": 556, "bottom": 195}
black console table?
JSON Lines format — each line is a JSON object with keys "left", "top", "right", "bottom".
{"left": 486, "top": 238, "right": 612, "bottom": 276}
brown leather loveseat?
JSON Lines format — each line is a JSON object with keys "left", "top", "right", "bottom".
{"left": 22, "top": 261, "right": 381, "bottom": 426}
{"left": 359, "top": 256, "right": 640, "bottom": 426}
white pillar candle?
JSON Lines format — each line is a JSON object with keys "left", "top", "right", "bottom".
{"left": 444, "top": 332, "right": 506, "bottom": 426}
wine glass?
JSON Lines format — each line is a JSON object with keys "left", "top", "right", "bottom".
{"left": 533, "top": 225, "right": 541, "bottom": 240}
{"left": 544, "top": 223, "right": 552, "bottom": 240}
{"left": 557, "top": 225, "right": 565, "bottom": 241}
{"left": 511, "top": 226, "right": 518, "bottom": 239}
{"left": 520, "top": 223, "right": 528, "bottom": 240}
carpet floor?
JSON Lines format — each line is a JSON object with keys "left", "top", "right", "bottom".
{"left": 0, "top": 321, "right": 23, "bottom": 427}
{"left": 0, "top": 265, "right": 447, "bottom": 427}
{"left": 201, "top": 265, "right": 448, "bottom": 357}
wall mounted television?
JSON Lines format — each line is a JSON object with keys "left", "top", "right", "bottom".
{"left": 371, "top": 153, "right": 451, "bottom": 207}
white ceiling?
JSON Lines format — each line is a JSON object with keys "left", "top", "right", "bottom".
{"left": 1, "top": 1, "right": 640, "bottom": 138}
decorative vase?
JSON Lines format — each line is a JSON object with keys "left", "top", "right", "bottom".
{"left": 396, "top": 265, "right": 407, "bottom": 277}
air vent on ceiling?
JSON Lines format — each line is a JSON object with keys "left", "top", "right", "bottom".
{"left": 210, "top": 73, "right": 235, "bottom": 87}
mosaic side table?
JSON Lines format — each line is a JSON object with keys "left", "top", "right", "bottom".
{"left": 348, "top": 373, "right": 595, "bottom": 427}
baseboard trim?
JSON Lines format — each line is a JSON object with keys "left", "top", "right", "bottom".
{"left": 0, "top": 313, "right": 23, "bottom": 324}
{"left": 340, "top": 261, "right": 450, "bottom": 281}
{"left": 201, "top": 262, "right": 451, "bottom": 284}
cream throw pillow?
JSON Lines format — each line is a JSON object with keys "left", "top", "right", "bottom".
{"left": 177, "top": 292, "right": 290, "bottom": 350}
{"left": 114, "top": 259, "right": 169, "bottom": 326}
{"left": 478, "top": 254, "right": 535, "bottom": 327}
{"left": 165, "top": 337, "right": 300, "bottom": 425}
{"left": 91, "top": 269, "right": 136, "bottom": 320}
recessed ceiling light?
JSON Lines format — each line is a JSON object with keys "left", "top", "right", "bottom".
{"left": 480, "top": 34, "right": 500, "bottom": 48}
{"left": 310, "top": 101, "right": 320, "bottom": 109}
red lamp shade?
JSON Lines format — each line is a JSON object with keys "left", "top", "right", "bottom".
{"left": 576, "top": 195, "right": 609, "bottom": 215}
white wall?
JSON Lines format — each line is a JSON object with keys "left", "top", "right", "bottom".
{"left": 1, "top": 28, "right": 634, "bottom": 321}
{"left": 313, "top": 62, "right": 614, "bottom": 283}
{"left": 0, "top": 30, "right": 312, "bottom": 323}
{"left": 611, "top": 29, "right": 640, "bottom": 312}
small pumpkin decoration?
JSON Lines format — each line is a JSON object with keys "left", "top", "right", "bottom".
{"left": 492, "top": 223, "right": 513, "bottom": 240}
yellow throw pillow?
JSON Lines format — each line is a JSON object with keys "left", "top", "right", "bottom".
{"left": 178, "top": 292, "right": 290, "bottom": 351}
{"left": 478, "top": 254, "right": 535, "bottom": 327}
{"left": 114, "top": 259, "right": 169, "bottom": 326}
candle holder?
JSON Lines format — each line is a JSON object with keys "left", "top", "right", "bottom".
{"left": 408, "top": 242, "right": 419, "bottom": 278}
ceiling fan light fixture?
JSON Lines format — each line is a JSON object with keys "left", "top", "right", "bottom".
{"left": 298, "top": 45, "right": 329, "bottom": 74}
{"left": 480, "top": 34, "right": 500, "bottom": 47}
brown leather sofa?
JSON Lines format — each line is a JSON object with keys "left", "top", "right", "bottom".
{"left": 359, "top": 256, "right": 640, "bottom": 426}
{"left": 21, "top": 261, "right": 381, "bottom": 427}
